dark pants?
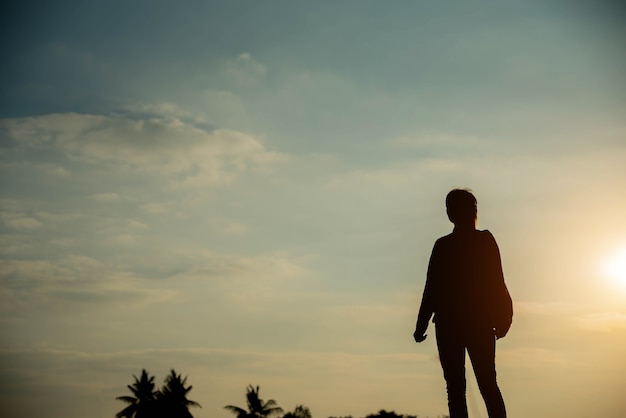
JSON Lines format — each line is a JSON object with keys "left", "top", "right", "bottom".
{"left": 435, "top": 323, "right": 506, "bottom": 418}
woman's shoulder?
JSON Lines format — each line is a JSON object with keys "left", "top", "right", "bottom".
{"left": 435, "top": 232, "right": 455, "bottom": 243}
{"left": 478, "top": 229, "right": 500, "bottom": 248}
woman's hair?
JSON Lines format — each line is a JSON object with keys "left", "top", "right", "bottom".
{"left": 446, "top": 188, "right": 477, "bottom": 224}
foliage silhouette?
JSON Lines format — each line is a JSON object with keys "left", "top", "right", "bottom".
{"left": 330, "top": 412, "right": 447, "bottom": 418}
{"left": 365, "top": 410, "right": 416, "bottom": 418}
{"left": 224, "top": 385, "right": 284, "bottom": 418}
{"left": 115, "top": 369, "right": 200, "bottom": 418}
{"left": 283, "top": 405, "right": 312, "bottom": 418}
{"left": 115, "top": 369, "right": 158, "bottom": 418}
{"left": 157, "top": 369, "right": 201, "bottom": 418}
{"left": 115, "top": 374, "right": 451, "bottom": 418}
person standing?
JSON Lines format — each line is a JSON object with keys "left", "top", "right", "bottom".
{"left": 414, "top": 189, "right": 512, "bottom": 418}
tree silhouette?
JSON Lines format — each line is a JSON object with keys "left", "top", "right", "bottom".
{"left": 283, "top": 405, "right": 312, "bottom": 418}
{"left": 115, "top": 369, "right": 158, "bottom": 418}
{"left": 116, "top": 369, "right": 200, "bottom": 418}
{"left": 224, "top": 385, "right": 284, "bottom": 418}
{"left": 364, "top": 410, "right": 417, "bottom": 418}
{"left": 156, "top": 369, "right": 201, "bottom": 418}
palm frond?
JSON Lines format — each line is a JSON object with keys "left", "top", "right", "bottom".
{"left": 115, "top": 396, "right": 136, "bottom": 404}
{"left": 115, "top": 404, "right": 136, "bottom": 418}
{"left": 265, "top": 406, "right": 284, "bottom": 416}
{"left": 186, "top": 399, "right": 202, "bottom": 408}
{"left": 225, "top": 405, "right": 248, "bottom": 417}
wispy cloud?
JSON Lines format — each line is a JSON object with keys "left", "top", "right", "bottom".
{"left": 577, "top": 312, "right": 626, "bottom": 332}
{"left": 498, "top": 347, "right": 570, "bottom": 369}
{"left": 0, "top": 212, "right": 42, "bottom": 230}
{"left": 221, "top": 53, "right": 268, "bottom": 87}
{"left": 208, "top": 215, "right": 248, "bottom": 235}
{"left": 92, "top": 192, "right": 120, "bottom": 202}
{"left": 0, "top": 257, "right": 175, "bottom": 310}
{"left": 1, "top": 112, "right": 287, "bottom": 188}
{"left": 392, "top": 133, "right": 489, "bottom": 152}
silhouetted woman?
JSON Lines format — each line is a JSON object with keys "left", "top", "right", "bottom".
{"left": 414, "top": 189, "right": 512, "bottom": 418}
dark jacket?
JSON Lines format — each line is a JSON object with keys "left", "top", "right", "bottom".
{"left": 416, "top": 229, "right": 513, "bottom": 333}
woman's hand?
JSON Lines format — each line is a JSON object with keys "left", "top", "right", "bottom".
{"left": 413, "top": 330, "right": 427, "bottom": 343}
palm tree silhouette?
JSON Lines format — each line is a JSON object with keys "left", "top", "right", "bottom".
{"left": 115, "top": 369, "right": 158, "bottom": 418}
{"left": 157, "top": 369, "right": 201, "bottom": 418}
{"left": 224, "top": 385, "right": 284, "bottom": 418}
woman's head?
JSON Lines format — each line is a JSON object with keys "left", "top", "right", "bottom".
{"left": 446, "top": 188, "right": 477, "bottom": 226}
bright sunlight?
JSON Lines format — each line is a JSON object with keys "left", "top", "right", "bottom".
{"left": 605, "top": 247, "right": 626, "bottom": 288}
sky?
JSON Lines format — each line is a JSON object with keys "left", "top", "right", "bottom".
{"left": 1, "top": 1, "right": 626, "bottom": 417}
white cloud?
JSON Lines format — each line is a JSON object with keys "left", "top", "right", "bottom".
{"left": 95, "top": 218, "right": 147, "bottom": 232}
{"left": 0, "top": 257, "right": 174, "bottom": 310}
{"left": 0, "top": 212, "right": 42, "bottom": 230}
{"left": 0, "top": 259, "right": 73, "bottom": 286}
{"left": 109, "top": 234, "right": 141, "bottom": 246}
{"left": 49, "top": 238, "right": 75, "bottom": 247}
{"left": 221, "top": 53, "right": 268, "bottom": 87}
{"left": 0, "top": 234, "right": 32, "bottom": 255}
{"left": 514, "top": 301, "right": 577, "bottom": 316}
{"left": 0, "top": 162, "right": 72, "bottom": 177}
{"left": 61, "top": 254, "right": 103, "bottom": 270}
{"left": 577, "top": 312, "right": 626, "bottom": 332}
{"left": 1, "top": 113, "right": 287, "bottom": 188}
{"left": 96, "top": 218, "right": 149, "bottom": 241}
{"left": 498, "top": 347, "right": 569, "bottom": 369}
{"left": 208, "top": 215, "right": 247, "bottom": 235}
{"left": 92, "top": 192, "right": 120, "bottom": 201}
{"left": 170, "top": 250, "right": 306, "bottom": 293}
{"left": 0, "top": 242, "right": 309, "bottom": 314}
{"left": 235, "top": 53, "right": 267, "bottom": 75}
{"left": 392, "top": 133, "right": 489, "bottom": 151}
{"left": 123, "top": 101, "right": 201, "bottom": 122}
{"left": 140, "top": 202, "right": 169, "bottom": 214}
{"left": 44, "top": 164, "right": 72, "bottom": 177}
{"left": 35, "top": 211, "right": 84, "bottom": 223}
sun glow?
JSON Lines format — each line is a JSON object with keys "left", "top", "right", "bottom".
{"left": 605, "top": 248, "right": 626, "bottom": 288}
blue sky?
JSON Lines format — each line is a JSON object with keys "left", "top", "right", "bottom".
{"left": 1, "top": 1, "right": 626, "bottom": 418}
